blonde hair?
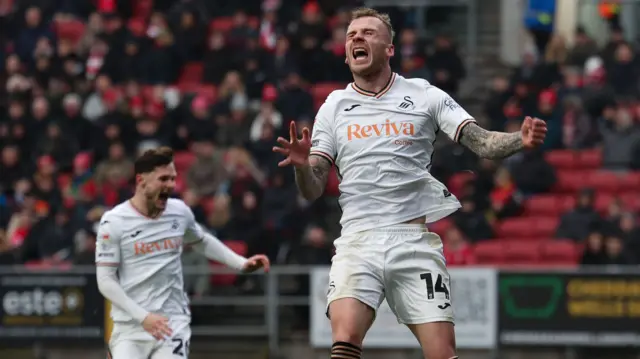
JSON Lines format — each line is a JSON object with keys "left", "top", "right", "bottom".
{"left": 350, "top": 7, "right": 395, "bottom": 41}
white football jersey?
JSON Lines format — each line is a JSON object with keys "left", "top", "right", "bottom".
{"left": 310, "top": 73, "right": 475, "bottom": 235}
{"left": 95, "top": 198, "right": 205, "bottom": 323}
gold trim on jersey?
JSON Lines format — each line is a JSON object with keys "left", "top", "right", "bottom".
{"left": 310, "top": 150, "right": 335, "bottom": 165}
{"left": 350, "top": 72, "right": 396, "bottom": 99}
{"left": 454, "top": 119, "right": 476, "bottom": 143}
{"left": 96, "top": 262, "right": 119, "bottom": 267}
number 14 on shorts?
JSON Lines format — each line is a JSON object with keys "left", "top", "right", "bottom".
{"left": 420, "top": 272, "right": 450, "bottom": 301}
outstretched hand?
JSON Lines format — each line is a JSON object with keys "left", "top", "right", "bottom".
{"left": 272, "top": 121, "right": 312, "bottom": 168}
{"left": 521, "top": 116, "right": 547, "bottom": 148}
{"left": 241, "top": 254, "right": 271, "bottom": 273}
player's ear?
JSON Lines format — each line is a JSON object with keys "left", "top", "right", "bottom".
{"left": 386, "top": 44, "right": 395, "bottom": 57}
{"left": 135, "top": 173, "right": 144, "bottom": 188}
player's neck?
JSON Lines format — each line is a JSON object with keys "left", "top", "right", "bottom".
{"left": 352, "top": 66, "right": 393, "bottom": 94}
{"left": 129, "top": 194, "right": 162, "bottom": 219}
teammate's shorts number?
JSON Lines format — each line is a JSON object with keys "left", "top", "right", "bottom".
{"left": 420, "top": 272, "right": 450, "bottom": 300}
{"left": 171, "top": 338, "right": 190, "bottom": 357}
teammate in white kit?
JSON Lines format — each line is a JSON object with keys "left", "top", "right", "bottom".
{"left": 273, "top": 8, "right": 547, "bottom": 359}
{"left": 95, "top": 147, "right": 270, "bottom": 359}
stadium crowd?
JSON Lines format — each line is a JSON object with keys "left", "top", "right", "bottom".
{"left": 0, "top": 0, "right": 638, "bottom": 286}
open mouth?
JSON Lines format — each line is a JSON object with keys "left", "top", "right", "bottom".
{"left": 352, "top": 47, "right": 369, "bottom": 61}
{"left": 158, "top": 192, "right": 170, "bottom": 202}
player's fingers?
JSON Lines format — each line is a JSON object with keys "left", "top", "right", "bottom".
{"left": 302, "top": 127, "right": 311, "bottom": 141}
{"left": 158, "top": 323, "right": 172, "bottom": 337}
{"left": 289, "top": 121, "right": 298, "bottom": 143}
{"left": 276, "top": 137, "right": 292, "bottom": 148}
{"left": 261, "top": 257, "right": 271, "bottom": 272}
{"left": 278, "top": 158, "right": 291, "bottom": 167}
{"left": 272, "top": 146, "right": 290, "bottom": 155}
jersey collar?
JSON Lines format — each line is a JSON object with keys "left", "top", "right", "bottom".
{"left": 350, "top": 72, "right": 396, "bottom": 99}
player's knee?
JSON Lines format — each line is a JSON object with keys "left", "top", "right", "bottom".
{"left": 331, "top": 341, "right": 362, "bottom": 359}
{"left": 332, "top": 330, "right": 363, "bottom": 347}
{"left": 330, "top": 317, "right": 367, "bottom": 346}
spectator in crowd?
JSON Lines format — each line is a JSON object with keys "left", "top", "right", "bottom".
{"left": 600, "top": 106, "right": 640, "bottom": 171}
{"left": 186, "top": 140, "right": 227, "bottom": 197}
{"left": 603, "top": 231, "right": 635, "bottom": 265}
{"left": 443, "top": 226, "right": 476, "bottom": 266}
{"left": 428, "top": 34, "right": 465, "bottom": 96}
{"left": 566, "top": 27, "right": 598, "bottom": 67}
{"left": 509, "top": 148, "right": 556, "bottom": 195}
{"left": 580, "top": 230, "right": 605, "bottom": 265}
{"left": 556, "top": 189, "right": 602, "bottom": 241}
{"left": 488, "top": 166, "right": 522, "bottom": 221}
{"left": 452, "top": 196, "right": 493, "bottom": 242}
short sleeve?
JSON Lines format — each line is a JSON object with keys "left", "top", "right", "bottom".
{"left": 427, "top": 86, "right": 475, "bottom": 143}
{"left": 95, "top": 213, "right": 121, "bottom": 266}
{"left": 183, "top": 203, "right": 206, "bottom": 246}
{"left": 310, "top": 99, "right": 337, "bottom": 165}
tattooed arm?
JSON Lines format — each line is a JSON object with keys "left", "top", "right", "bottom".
{"left": 458, "top": 122, "right": 524, "bottom": 160}
{"left": 294, "top": 154, "right": 332, "bottom": 201}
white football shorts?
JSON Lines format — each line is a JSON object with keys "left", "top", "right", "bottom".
{"left": 327, "top": 224, "right": 454, "bottom": 325}
{"left": 109, "top": 319, "right": 191, "bottom": 359}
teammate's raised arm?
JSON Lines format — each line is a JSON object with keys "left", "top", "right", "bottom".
{"left": 183, "top": 203, "right": 270, "bottom": 272}
{"left": 273, "top": 121, "right": 332, "bottom": 201}
{"left": 95, "top": 215, "right": 157, "bottom": 327}
{"left": 427, "top": 85, "right": 547, "bottom": 159}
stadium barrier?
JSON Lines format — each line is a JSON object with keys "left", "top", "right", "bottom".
{"left": 0, "top": 265, "right": 639, "bottom": 356}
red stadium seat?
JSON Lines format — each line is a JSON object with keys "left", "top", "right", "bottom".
{"left": 209, "top": 16, "right": 259, "bottom": 32}
{"left": 210, "top": 17, "right": 234, "bottom": 32}
{"left": 133, "top": 0, "right": 154, "bottom": 19}
{"left": 447, "top": 172, "right": 475, "bottom": 197}
{"left": 177, "top": 82, "right": 202, "bottom": 94}
{"left": 201, "top": 197, "right": 216, "bottom": 216}
{"left": 473, "top": 241, "right": 505, "bottom": 265}
{"left": 210, "top": 240, "right": 248, "bottom": 286}
{"left": 141, "top": 85, "right": 154, "bottom": 100}
{"left": 173, "top": 151, "right": 195, "bottom": 171}
{"left": 577, "top": 149, "right": 602, "bottom": 169}
{"left": 174, "top": 175, "right": 186, "bottom": 194}
{"left": 525, "top": 194, "right": 576, "bottom": 216}
{"left": 428, "top": 219, "right": 453, "bottom": 237}
{"left": 545, "top": 150, "right": 577, "bottom": 170}
{"left": 55, "top": 20, "right": 85, "bottom": 44}
{"left": 620, "top": 192, "right": 640, "bottom": 211}
{"left": 197, "top": 85, "right": 217, "bottom": 102}
{"left": 585, "top": 171, "right": 621, "bottom": 193}
{"left": 311, "top": 82, "right": 344, "bottom": 110}
{"left": 535, "top": 217, "right": 560, "bottom": 237}
{"left": 128, "top": 18, "right": 146, "bottom": 37}
{"left": 496, "top": 217, "right": 559, "bottom": 238}
{"left": 594, "top": 192, "right": 616, "bottom": 214}
{"left": 503, "top": 242, "right": 541, "bottom": 265}
{"left": 496, "top": 237, "right": 548, "bottom": 242}
{"left": 558, "top": 195, "right": 577, "bottom": 213}
{"left": 540, "top": 240, "right": 578, "bottom": 266}
{"left": 553, "top": 170, "right": 587, "bottom": 193}
{"left": 495, "top": 218, "right": 536, "bottom": 238}
{"left": 620, "top": 171, "right": 640, "bottom": 191}
{"left": 523, "top": 195, "right": 559, "bottom": 215}
{"left": 178, "top": 62, "right": 204, "bottom": 84}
